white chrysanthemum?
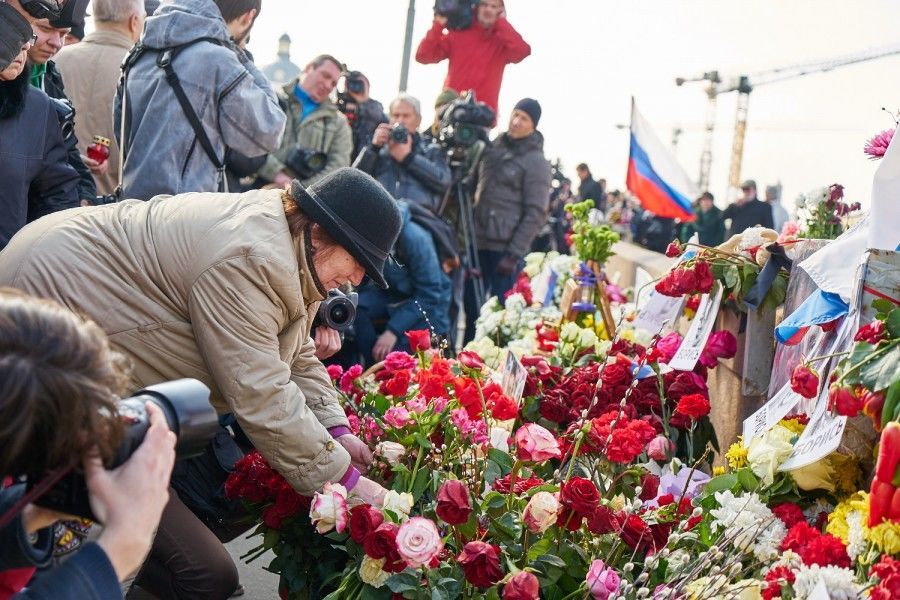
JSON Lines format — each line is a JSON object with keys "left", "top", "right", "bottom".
{"left": 770, "top": 549, "right": 803, "bottom": 572}
{"left": 845, "top": 511, "right": 867, "bottom": 561}
{"left": 752, "top": 520, "right": 787, "bottom": 562}
{"left": 792, "top": 565, "right": 860, "bottom": 600}
{"left": 524, "top": 251, "right": 555, "bottom": 277}
{"left": 710, "top": 491, "right": 781, "bottom": 557}
{"left": 505, "top": 293, "right": 527, "bottom": 313}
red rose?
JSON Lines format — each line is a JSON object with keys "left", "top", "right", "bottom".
{"left": 364, "top": 522, "right": 405, "bottom": 573}
{"left": 674, "top": 393, "right": 710, "bottom": 421}
{"left": 406, "top": 329, "right": 431, "bottom": 352}
{"left": 457, "top": 541, "right": 503, "bottom": 588}
{"left": 349, "top": 504, "right": 384, "bottom": 545}
{"left": 492, "top": 474, "right": 545, "bottom": 495}
{"left": 560, "top": 477, "right": 600, "bottom": 516}
{"left": 863, "top": 390, "right": 887, "bottom": 431}
{"left": 672, "top": 268, "right": 698, "bottom": 295}
{"left": 435, "top": 480, "right": 472, "bottom": 525}
{"left": 489, "top": 391, "right": 519, "bottom": 421}
{"left": 619, "top": 514, "right": 651, "bottom": 550}
{"left": 771, "top": 502, "right": 806, "bottom": 528}
{"left": 457, "top": 350, "right": 485, "bottom": 371}
{"left": 639, "top": 473, "right": 660, "bottom": 501}
{"left": 855, "top": 320, "right": 887, "bottom": 345}
{"left": 700, "top": 330, "right": 737, "bottom": 368}
{"left": 693, "top": 261, "right": 714, "bottom": 293}
{"left": 556, "top": 507, "right": 584, "bottom": 531}
{"left": 665, "top": 371, "right": 708, "bottom": 403}
{"left": 665, "top": 241, "right": 682, "bottom": 257}
{"left": 586, "top": 505, "right": 620, "bottom": 535}
{"left": 790, "top": 364, "right": 819, "bottom": 399}
{"left": 502, "top": 571, "right": 540, "bottom": 600}
{"left": 601, "top": 362, "right": 631, "bottom": 387}
{"left": 262, "top": 504, "right": 285, "bottom": 529}
{"left": 380, "top": 369, "right": 412, "bottom": 397}
{"left": 829, "top": 384, "right": 862, "bottom": 417}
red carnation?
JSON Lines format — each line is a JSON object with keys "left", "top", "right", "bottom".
{"left": 364, "top": 522, "right": 405, "bottom": 573}
{"left": 674, "top": 393, "right": 710, "bottom": 421}
{"left": 560, "top": 477, "right": 600, "bottom": 516}
{"left": 457, "top": 541, "right": 503, "bottom": 588}
{"left": 790, "top": 364, "right": 819, "bottom": 399}
{"left": 435, "top": 480, "right": 472, "bottom": 525}
{"left": 800, "top": 533, "right": 850, "bottom": 568}
{"left": 870, "top": 556, "right": 900, "bottom": 600}
{"left": 406, "top": 329, "right": 431, "bottom": 352}
{"left": 771, "top": 502, "right": 806, "bottom": 528}
{"left": 694, "top": 261, "right": 714, "bottom": 293}
{"left": 762, "top": 566, "right": 796, "bottom": 600}
{"left": 348, "top": 504, "right": 384, "bottom": 545}
{"left": 855, "top": 320, "right": 887, "bottom": 345}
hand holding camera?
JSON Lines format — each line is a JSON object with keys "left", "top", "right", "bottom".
{"left": 374, "top": 122, "right": 413, "bottom": 163}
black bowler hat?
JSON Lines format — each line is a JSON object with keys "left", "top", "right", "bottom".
{"left": 0, "top": 4, "right": 32, "bottom": 72}
{"left": 50, "top": 0, "right": 89, "bottom": 29}
{"left": 291, "top": 168, "right": 401, "bottom": 289}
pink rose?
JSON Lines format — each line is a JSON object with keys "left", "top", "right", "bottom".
{"left": 655, "top": 332, "right": 682, "bottom": 363}
{"left": 503, "top": 571, "right": 540, "bottom": 600}
{"left": 586, "top": 560, "right": 620, "bottom": 600}
{"left": 309, "top": 482, "right": 348, "bottom": 534}
{"left": 700, "top": 330, "right": 737, "bottom": 368}
{"left": 514, "top": 423, "right": 562, "bottom": 462}
{"left": 523, "top": 491, "right": 560, "bottom": 534}
{"left": 405, "top": 396, "right": 427, "bottom": 414}
{"left": 384, "top": 406, "right": 412, "bottom": 429}
{"left": 396, "top": 517, "right": 443, "bottom": 568}
{"left": 646, "top": 435, "right": 674, "bottom": 462}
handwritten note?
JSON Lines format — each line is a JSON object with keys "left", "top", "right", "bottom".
{"left": 742, "top": 383, "right": 803, "bottom": 447}
{"left": 669, "top": 283, "right": 724, "bottom": 371}
{"left": 634, "top": 291, "right": 684, "bottom": 334}
{"left": 778, "top": 389, "right": 847, "bottom": 472}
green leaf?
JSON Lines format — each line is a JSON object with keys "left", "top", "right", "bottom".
{"left": 387, "top": 571, "right": 422, "bottom": 593}
{"left": 873, "top": 298, "right": 893, "bottom": 320}
{"left": 702, "top": 473, "right": 739, "bottom": 496}
{"left": 724, "top": 265, "right": 740, "bottom": 291}
{"left": 263, "top": 528, "right": 280, "bottom": 550}
{"left": 360, "top": 585, "right": 394, "bottom": 600}
{"left": 373, "top": 394, "right": 390, "bottom": 414}
{"left": 482, "top": 491, "right": 508, "bottom": 510}
{"left": 484, "top": 460, "right": 503, "bottom": 486}
{"left": 526, "top": 535, "right": 554, "bottom": 562}
{"left": 887, "top": 310, "right": 900, "bottom": 339}
{"left": 487, "top": 448, "right": 514, "bottom": 473}
{"left": 760, "top": 273, "right": 788, "bottom": 311}
{"left": 415, "top": 433, "right": 433, "bottom": 449}
{"left": 411, "top": 468, "right": 431, "bottom": 501}
{"left": 737, "top": 467, "right": 759, "bottom": 492}
{"left": 883, "top": 381, "right": 900, "bottom": 429}
{"left": 860, "top": 344, "right": 900, "bottom": 391}
{"left": 489, "top": 512, "right": 523, "bottom": 541}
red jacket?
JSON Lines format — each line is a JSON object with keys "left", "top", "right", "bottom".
{"left": 415, "top": 17, "right": 531, "bottom": 117}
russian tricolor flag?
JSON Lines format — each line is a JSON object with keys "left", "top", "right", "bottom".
{"left": 626, "top": 100, "right": 697, "bottom": 221}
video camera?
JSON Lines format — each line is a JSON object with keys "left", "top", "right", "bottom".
{"left": 284, "top": 146, "right": 327, "bottom": 180}
{"left": 336, "top": 70, "right": 367, "bottom": 123}
{"left": 314, "top": 289, "right": 358, "bottom": 333}
{"left": 29, "top": 379, "right": 219, "bottom": 521}
{"left": 49, "top": 97, "right": 76, "bottom": 146}
{"left": 21, "top": 0, "right": 63, "bottom": 19}
{"left": 434, "top": 0, "right": 478, "bottom": 30}
{"left": 438, "top": 91, "right": 495, "bottom": 151}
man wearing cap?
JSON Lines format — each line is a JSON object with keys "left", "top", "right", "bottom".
{"left": 55, "top": 0, "right": 146, "bottom": 196}
{"left": 415, "top": 0, "right": 530, "bottom": 117}
{"left": 0, "top": 167, "right": 400, "bottom": 599}
{"left": 723, "top": 179, "right": 774, "bottom": 237}
{"left": 465, "top": 97, "right": 551, "bottom": 341}
{"left": 341, "top": 70, "right": 388, "bottom": 161}
{"left": 19, "top": 0, "right": 98, "bottom": 205}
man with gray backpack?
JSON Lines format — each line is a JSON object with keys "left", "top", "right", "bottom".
{"left": 114, "top": 0, "right": 285, "bottom": 200}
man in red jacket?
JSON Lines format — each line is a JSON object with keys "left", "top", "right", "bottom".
{"left": 415, "top": 0, "right": 530, "bottom": 117}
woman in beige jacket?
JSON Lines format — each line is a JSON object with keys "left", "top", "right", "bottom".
{"left": 0, "top": 168, "right": 402, "bottom": 598}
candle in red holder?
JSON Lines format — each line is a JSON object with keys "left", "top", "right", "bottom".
{"left": 86, "top": 135, "right": 110, "bottom": 164}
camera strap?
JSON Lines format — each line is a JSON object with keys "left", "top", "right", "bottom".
{"left": 0, "top": 467, "right": 72, "bottom": 531}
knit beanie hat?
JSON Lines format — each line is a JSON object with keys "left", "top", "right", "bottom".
{"left": 434, "top": 88, "right": 459, "bottom": 109}
{"left": 513, "top": 98, "right": 541, "bottom": 127}
{"left": 49, "top": 0, "right": 88, "bottom": 29}
{"left": 0, "top": 4, "right": 33, "bottom": 72}
{"left": 291, "top": 168, "right": 402, "bottom": 289}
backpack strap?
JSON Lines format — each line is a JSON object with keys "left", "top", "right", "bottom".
{"left": 157, "top": 42, "right": 228, "bottom": 192}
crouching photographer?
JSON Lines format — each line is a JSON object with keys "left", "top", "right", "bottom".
{"left": 0, "top": 290, "right": 177, "bottom": 598}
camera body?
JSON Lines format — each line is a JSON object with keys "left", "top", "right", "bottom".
{"left": 48, "top": 97, "right": 76, "bottom": 147}
{"left": 434, "top": 0, "right": 478, "bottom": 30}
{"left": 389, "top": 122, "right": 409, "bottom": 145}
{"left": 21, "top": 0, "right": 62, "bottom": 19}
{"left": 314, "top": 289, "right": 358, "bottom": 333}
{"left": 336, "top": 70, "right": 366, "bottom": 122}
{"left": 29, "top": 379, "right": 219, "bottom": 521}
{"left": 283, "top": 146, "right": 327, "bottom": 180}
{"left": 439, "top": 91, "right": 495, "bottom": 150}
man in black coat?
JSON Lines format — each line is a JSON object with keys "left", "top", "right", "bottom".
{"left": 26, "top": 0, "right": 97, "bottom": 205}
{"left": 722, "top": 179, "right": 774, "bottom": 237}
{"left": 575, "top": 162, "right": 606, "bottom": 212}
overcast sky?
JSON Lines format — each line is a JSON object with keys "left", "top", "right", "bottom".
{"left": 128, "top": 1, "right": 896, "bottom": 210}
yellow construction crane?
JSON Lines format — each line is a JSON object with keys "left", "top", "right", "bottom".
{"left": 677, "top": 44, "right": 900, "bottom": 194}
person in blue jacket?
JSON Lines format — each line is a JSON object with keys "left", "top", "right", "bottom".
{"left": 353, "top": 200, "right": 451, "bottom": 365}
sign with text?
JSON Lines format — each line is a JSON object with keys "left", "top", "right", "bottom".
{"left": 742, "top": 383, "right": 804, "bottom": 447}
{"left": 500, "top": 352, "right": 527, "bottom": 406}
{"left": 634, "top": 290, "right": 684, "bottom": 334}
{"left": 669, "top": 284, "right": 724, "bottom": 371}
{"left": 778, "top": 393, "right": 847, "bottom": 472}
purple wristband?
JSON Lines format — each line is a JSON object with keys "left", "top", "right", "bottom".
{"left": 328, "top": 426, "right": 352, "bottom": 439}
{"left": 339, "top": 466, "right": 361, "bottom": 491}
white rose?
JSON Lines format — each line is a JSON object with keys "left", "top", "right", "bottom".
{"left": 358, "top": 556, "right": 390, "bottom": 588}
{"left": 375, "top": 441, "right": 406, "bottom": 466}
{"left": 560, "top": 322, "right": 581, "bottom": 343}
{"left": 489, "top": 427, "right": 510, "bottom": 452}
{"left": 578, "top": 327, "right": 598, "bottom": 348}
{"left": 309, "top": 482, "right": 348, "bottom": 534}
{"left": 382, "top": 490, "right": 414, "bottom": 521}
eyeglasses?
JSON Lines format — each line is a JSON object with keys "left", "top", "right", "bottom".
{"left": 20, "top": 0, "right": 62, "bottom": 20}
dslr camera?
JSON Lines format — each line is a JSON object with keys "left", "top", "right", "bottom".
{"left": 284, "top": 146, "right": 327, "bottom": 180}
{"left": 439, "top": 91, "right": 495, "bottom": 150}
{"left": 389, "top": 123, "right": 409, "bottom": 145}
{"left": 49, "top": 97, "right": 76, "bottom": 147}
{"left": 434, "top": 0, "right": 478, "bottom": 30}
{"left": 314, "top": 289, "right": 358, "bottom": 333}
{"left": 336, "top": 70, "right": 366, "bottom": 122}
{"left": 30, "top": 379, "right": 219, "bottom": 521}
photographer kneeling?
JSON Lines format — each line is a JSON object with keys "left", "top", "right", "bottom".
{"left": 0, "top": 168, "right": 400, "bottom": 599}
{"left": 0, "top": 290, "right": 176, "bottom": 598}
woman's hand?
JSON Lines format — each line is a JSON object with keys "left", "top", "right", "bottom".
{"left": 313, "top": 326, "right": 342, "bottom": 360}
{"left": 349, "top": 476, "right": 387, "bottom": 508}
{"left": 372, "top": 330, "right": 398, "bottom": 363}
{"left": 336, "top": 434, "right": 373, "bottom": 472}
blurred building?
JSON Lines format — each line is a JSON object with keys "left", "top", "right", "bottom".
{"left": 262, "top": 33, "right": 300, "bottom": 85}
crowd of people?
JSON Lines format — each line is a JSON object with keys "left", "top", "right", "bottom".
{"left": 0, "top": 0, "right": 788, "bottom": 598}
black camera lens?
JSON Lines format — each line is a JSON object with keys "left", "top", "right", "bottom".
{"left": 316, "top": 290, "right": 358, "bottom": 333}
{"left": 390, "top": 123, "right": 409, "bottom": 144}
{"left": 330, "top": 305, "right": 348, "bottom": 323}
{"left": 347, "top": 78, "right": 365, "bottom": 94}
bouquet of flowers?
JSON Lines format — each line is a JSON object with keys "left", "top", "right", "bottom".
{"left": 793, "top": 184, "right": 861, "bottom": 241}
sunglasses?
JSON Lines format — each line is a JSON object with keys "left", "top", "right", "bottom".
{"left": 21, "top": 0, "right": 63, "bottom": 20}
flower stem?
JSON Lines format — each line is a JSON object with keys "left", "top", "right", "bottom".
{"left": 408, "top": 446, "right": 424, "bottom": 494}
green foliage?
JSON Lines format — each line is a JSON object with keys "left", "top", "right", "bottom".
{"left": 565, "top": 199, "right": 620, "bottom": 266}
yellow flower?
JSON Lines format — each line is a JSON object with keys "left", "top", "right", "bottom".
{"left": 726, "top": 440, "right": 748, "bottom": 470}
{"left": 869, "top": 521, "right": 900, "bottom": 555}
{"left": 713, "top": 466, "right": 726, "bottom": 476}
{"left": 778, "top": 418, "right": 806, "bottom": 437}
{"left": 359, "top": 556, "right": 390, "bottom": 588}
{"left": 791, "top": 458, "right": 835, "bottom": 493}
{"left": 826, "top": 499, "right": 853, "bottom": 542}
{"left": 829, "top": 454, "right": 862, "bottom": 497}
